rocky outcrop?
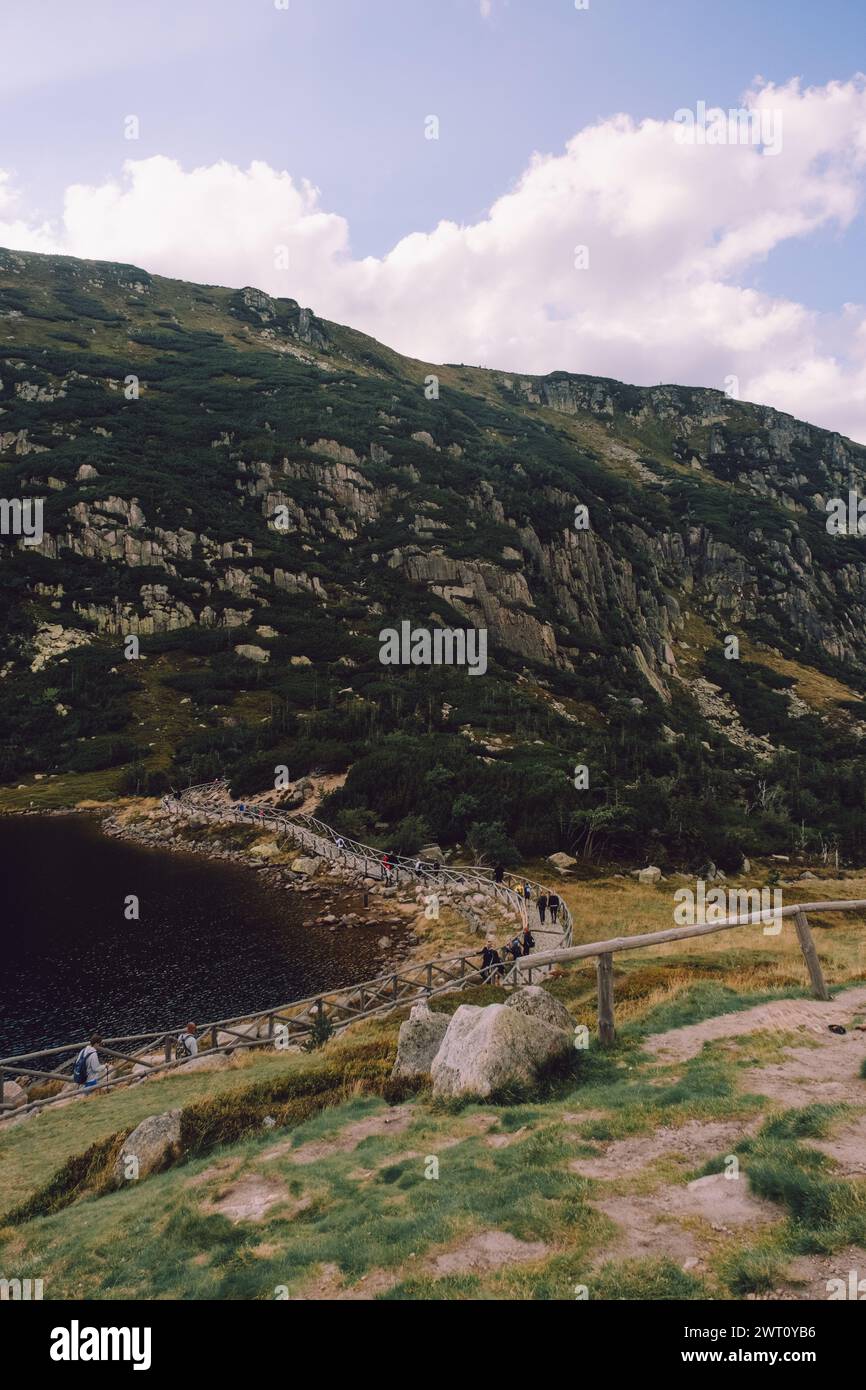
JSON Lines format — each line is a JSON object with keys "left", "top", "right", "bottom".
{"left": 7, "top": 245, "right": 866, "bottom": 768}
{"left": 388, "top": 546, "right": 559, "bottom": 666}
{"left": 29, "top": 622, "right": 92, "bottom": 671}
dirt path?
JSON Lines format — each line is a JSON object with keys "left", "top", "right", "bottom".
{"left": 644, "top": 987, "right": 866, "bottom": 1064}
{"left": 193, "top": 990, "right": 866, "bottom": 1299}
{"left": 579, "top": 987, "right": 866, "bottom": 1294}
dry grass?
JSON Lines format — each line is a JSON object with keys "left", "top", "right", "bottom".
{"left": 738, "top": 636, "right": 863, "bottom": 712}
{"left": 521, "top": 865, "right": 866, "bottom": 1003}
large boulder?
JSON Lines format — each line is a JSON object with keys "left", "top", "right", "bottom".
{"left": 113, "top": 1109, "right": 183, "bottom": 1185}
{"left": 637, "top": 866, "right": 662, "bottom": 884}
{"left": 291, "top": 855, "right": 322, "bottom": 876}
{"left": 505, "top": 986, "right": 575, "bottom": 1034}
{"left": 1, "top": 1079, "right": 28, "bottom": 1109}
{"left": 391, "top": 1000, "right": 450, "bottom": 1079}
{"left": 431, "top": 1003, "right": 571, "bottom": 1099}
{"left": 548, "top": 852, "right": 577, "bottom": 870}
{"left": 177, "top": 1054, "right": 232, "bottom": 1073}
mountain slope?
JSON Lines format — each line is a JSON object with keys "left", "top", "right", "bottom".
{"left": 3, "top": 245, "right": 866, "bottom": 866}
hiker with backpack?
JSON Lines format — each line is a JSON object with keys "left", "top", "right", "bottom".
{"left": 537, "top": 892, "right": 548, "bottom": 924}
{"left": 507, "top": 935, "right": 523, "bottom": 963}
{"left": 480, "top": 941, "right": 498, "bottom": 983}
{"left": 73, "top": 1033, "right": 104, "bottom": 1091}
{"left": 176, "top": 1022, "right": 198, "bottom": 1061}
{"left": 522, "top": 925, "right": 535, "bottom": 956}
{"left": 548, "top": 892, "right": 561, "bottom": 925}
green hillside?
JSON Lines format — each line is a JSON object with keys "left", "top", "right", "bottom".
{"left": 4, "top": 246, "right": 866, "bottom": 868}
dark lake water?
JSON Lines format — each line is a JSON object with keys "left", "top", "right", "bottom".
{"left": 0, "top": 815, "right": 393, "bottom": 1057}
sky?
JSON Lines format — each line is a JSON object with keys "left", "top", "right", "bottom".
{"left": 1, "top": 0, "right": 865, "bottom": 438}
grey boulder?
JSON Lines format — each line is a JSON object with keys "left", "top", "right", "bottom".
{"left": 431, "top": 1003, "right": 571, "bottom": 1099}
{"left": 290, "top": 855, "right": 322, "bottom": 876}
{"left": 113, "top": 1109, "right": 183, "bottom": 1186}
{"left": 391, "top": 1000, "right": 449, "bottom": 1079}
{"left": 505, "top": 986, "right": 575, "bottom": 1034}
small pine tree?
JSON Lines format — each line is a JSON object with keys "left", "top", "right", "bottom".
{"left": 303, "top": 1010, "right": 335, "bottom": 1052}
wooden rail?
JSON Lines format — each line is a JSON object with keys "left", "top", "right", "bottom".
{"left": 11, "top": 780, "right": 854, "bottom": 1113}
{"left": 0, "top": 780, "right": 573, "bottom": 1117}
{"left": 514, "top": 898, "right": 866, "bottom": 1046}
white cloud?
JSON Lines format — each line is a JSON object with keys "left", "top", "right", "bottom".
{"left": 3, "top": 77, "right": 866, "bottom": 440}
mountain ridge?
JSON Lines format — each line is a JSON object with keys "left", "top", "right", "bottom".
{"left": 3, "top": 245, "right": 866, "bottom": 868}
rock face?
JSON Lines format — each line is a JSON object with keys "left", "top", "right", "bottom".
{"left": 430, "top": 1002, "right": 571, "bottom": 1099}
{"left": 10, "top": 245, "right": 866, "bottom": 838}
{"left": 505, "top": 985, "right": 575, "bottom": 1034}
{"left": 113, "top": 1109, "right": 183, "bottom": 1185}
{"left": 391, "top": 1000, "right": 450, "bottom": 1079}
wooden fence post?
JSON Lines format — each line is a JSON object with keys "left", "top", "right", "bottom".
{"left": 597, "top": 952, "right": 616, "bottom": 1046}
{"left": 793, "top": 910, "right": 831, "bottom": 1001}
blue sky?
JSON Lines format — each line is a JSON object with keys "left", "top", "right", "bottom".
{"left": 2, "top": 0, "right": 865, "bottom": 435}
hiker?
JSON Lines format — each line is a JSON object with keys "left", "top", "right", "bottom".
{"left": 74, "top": 1033, "right": 104, "bottom": 1091}
{"left": 176, "top": 1022, "right": 198, "bottom": 1060}
{"left": 522, "top": 880, "right": 532, "bottom": 904}
{"left": 335, "top": 836, "right": 345, "bottom": 850}
{"left": 537, "top": 892, "right": 548, "bottom": 924}
{"left": 548, "top": 892, "right": 560, "bottom": 925}
{"left": 480, "top": 941, "right": 497, "bottom": 981}
{"left": 507, "top": 935, "right": 523, "bottom": 962}
{"left": 382, "top": 853, "right": 393, "bottom": 885}
{"left": 522, "top": 925, "right": 535, "bottom": 956}
{"left": 414, "top": 858, "right": 423, "bottom": 875}
{"left": 493, "top": 863, "right": 505, "bottom": 884}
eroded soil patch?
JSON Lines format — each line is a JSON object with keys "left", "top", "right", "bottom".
{"left": 264, "top": 1105, "right": 415, "bottom": 1165}
{"left": 645, "top": 988, "right": 866, "bottom": 1064}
